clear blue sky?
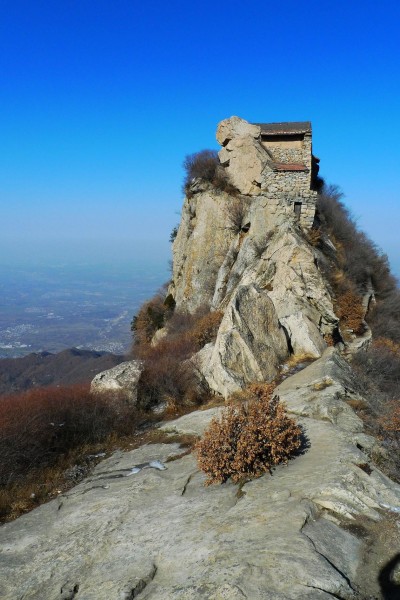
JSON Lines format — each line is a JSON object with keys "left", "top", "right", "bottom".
{"left": 1, "top": 0, "right": 399, "bottom": 274}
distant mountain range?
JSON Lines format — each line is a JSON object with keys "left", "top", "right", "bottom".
{"left": 0, "top": 348, "right": 126, "bottom": 396}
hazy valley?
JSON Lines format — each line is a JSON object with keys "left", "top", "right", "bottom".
{"left": 0, "top": 260, "right": 168, "bottom": 359}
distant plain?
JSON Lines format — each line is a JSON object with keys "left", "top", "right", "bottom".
{"left": 0, "top": 260, "right": 169, "bottom": 358}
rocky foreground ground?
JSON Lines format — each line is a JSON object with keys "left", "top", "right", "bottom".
{"left": 1, "top": 349, "right": 399, "bottom": 599}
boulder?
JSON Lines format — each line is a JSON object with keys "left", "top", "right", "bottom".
{"left": 217, "top": 117, "right": 269, "bottom": 196}
{"left": 216, "top": 115, "right": 260, "bottom": 146}
{"left": 90, "top": 360, "right": 142, "bottom": 404}
{"left": 201, "top": 283, "right": 288, "bottom": 397}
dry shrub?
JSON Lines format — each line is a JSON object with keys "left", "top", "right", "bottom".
{"left": 324, "top": 333, "right": 335, "bottom": 347}
{"left": 0, "top": 384, "right": 140, "bottom": 488}
{"left": 379, "top": 401, "right": 400, "bottom": 435}
{"left": 317, "top": 185, "right": 400, "bottom": 343}
{"left": 282, "top": 353, "right": 316, "bottom": 371}
{"left": 134, "top": 335, "right": 204, "bottom": 408}
{"left": 183, "top": 149, "right": 237, "bottom": 197}
{"left": 335, "top": 289, "right": 365, "bottom": 335}
{"left": 212, "top": 166, "right": 239, "bottom": 196}
{"left": 352, "top": 342, "right": 400, "bottom": 480}
{"left": 353, "top": 340, "right": 400, "bottom": 398}
{"left": 312, "top": 377, "right": 333, "bottom": 391}
{"left": 131, "top": 289, "right": 174, "bottom": 345}
{"left": 190, "top": 311, "right": 223, "bottom": 348}
{"left": 196, "top": 384, "right": 302, "bottom": 485}
{"left": 306, "top": 227, "right": 321, "bottom": 247}
{"left": 225, "top": 196, "right": 251, "bottom": 234}
{"left": 183, "top": 149, "right": 219, "bottom": 184}
{"left": 132, "top": 307, "right": 222, "bottom": 409}
{"left": 373, "top": 337, "right": 400, "bottom": 355}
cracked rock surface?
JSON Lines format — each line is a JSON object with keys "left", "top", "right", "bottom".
{"left": 1, "top": 350, "right": 399, "bottom": 599}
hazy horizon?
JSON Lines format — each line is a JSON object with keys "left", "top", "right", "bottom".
{"left": 1, "top": 0, "right": 399, "bottom": 281}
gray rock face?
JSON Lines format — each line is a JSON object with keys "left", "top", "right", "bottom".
{"left": 216, "top": 115, "right": 261, "bottom": 146}
{"left": 201, "top": 283, "right": 288, "bottom": 397}
{"left": 90, "top": 360, "right": 142, "bottom": 404}
{"left": 179, "top": 216, "right": 338, "bottom": 396}
{"left": 169, "top": 184, "right": 237, "bottom": 311}
{"left": 1, "top": 350, "right": 399, "bottom": 599}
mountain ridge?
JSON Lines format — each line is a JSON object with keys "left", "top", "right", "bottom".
{"left": 0, "top": 348, "right": 125, "bottom": 395}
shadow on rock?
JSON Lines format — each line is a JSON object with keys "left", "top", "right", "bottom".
{"left": 296, "top": 426, "right": 311, "bottom": 457}
{"left": 378, "top": 553, "right": 400, "bottom": 600}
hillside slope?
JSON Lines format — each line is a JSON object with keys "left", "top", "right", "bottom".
{"left": 0, "top": 348, "right": 124, "bottom": 395}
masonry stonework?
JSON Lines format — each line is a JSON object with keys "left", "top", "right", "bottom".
{"left": 256, "top": 121, "right": 318, "bottom": 228}
{"left": 216, "top": 118, "right": 319, "bottom": 229}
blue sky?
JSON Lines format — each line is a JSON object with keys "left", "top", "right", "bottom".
{"left": 1, "top": 0, "right": 399, "bottom": 275}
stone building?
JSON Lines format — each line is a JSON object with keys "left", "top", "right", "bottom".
{"left": 216, "top": 117, "right": 320, "bottom": 229}
{"left": 254, "top": 121, "right": 320, "bottom": 228}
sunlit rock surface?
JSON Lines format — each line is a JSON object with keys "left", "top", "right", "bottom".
{"left": 1, "top": 350, "right": 399, "bottom": 599}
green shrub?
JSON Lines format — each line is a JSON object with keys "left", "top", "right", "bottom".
{"left": 196, "top": 384, "right": 302, "bottom": 485}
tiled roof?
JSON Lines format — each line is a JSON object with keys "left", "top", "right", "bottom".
{"left": 255, "top": 122, "right": 311, "bottom": 135}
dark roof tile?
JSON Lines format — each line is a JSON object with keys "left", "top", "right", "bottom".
{"left": 254, "top": 121, "right": 311, "bottom": 135}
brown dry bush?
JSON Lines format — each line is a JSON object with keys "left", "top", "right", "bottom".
{"left": 190, "top": 310, "right": 223, "bottom": 348}
{"left": 134, "top": 335, "right": 202, "bottom": 408}
{"left": 0, "top": 384, "right": 140, "bottom": 488}
{"left": 183, "top": 149, "right": 237, "bottom": 197}
{"left": 316, "top": 185, "right": 400, "bottom": 343}
{"left": 306, "top": 227, "right": 322, "bottom": 247}
{"left": 131, "top": 289, "right": 173, "bottom": 345}
{"left": 367, "top": 289, "right": 400, "bottom": 343}
{"left": 335, "top": 289, "right": 365, "bottom": 336}
{"left": 352, "top": 340, "right": 400, "bottom": 480}
{"left": 225, "top": 196, "right": 251, "bottom": 234}
{"left": 352, "top": 339, "right": 400, "bottom": 400}
{"left": 196, "top": 384, "right": 302, "bottom": 485}
{"left": 132, "top": 307, "right": 222, "bottom": 409}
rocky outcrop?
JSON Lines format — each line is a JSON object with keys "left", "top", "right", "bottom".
{"left": 169, "top": 182, "right": 237, "bottom": 311}
{"left": 178, "top": 215, "right": 338, "bottom": 396}
{"left": 2, "top": 115, "right": 392, "bottom": 599}
{"left": 169, "top": 117, "right": 338, "bottom": 395}
{"left": 90, "top": 360, "right": 142, "bottom": 404}
{"left": 217, "top": 117, "right": 267, "bottom": 196}
{"left": 2, "top": 350, "right": 399, "bottom": 599}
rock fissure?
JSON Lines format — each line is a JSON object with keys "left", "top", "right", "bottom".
{"left": 126, "top": 564, "right": 157, "bottom": 599}
{"left": 302, "top": 528, "right": 355, "bottom": 592}
{"left": 303, "top": 584, "right": 352, "bottom": 600}
{"left": 181, "top": 472, "right": 196, "bottom": 496}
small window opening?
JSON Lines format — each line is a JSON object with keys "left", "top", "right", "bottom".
{"left": 294, "top": 202, "right": 302, "bottom": 216}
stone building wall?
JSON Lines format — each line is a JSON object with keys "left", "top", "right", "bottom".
{"left": 216, "top": 117, "right": 317, "bottom": 229}
{"left": 263, "top": 145, "right": 304, "bottom": 163}
{"left": 261, "top": 132, "right": 313, "bottom": 169}
{"left": 262, "top": 164, "right": 317, "bottom": 228}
